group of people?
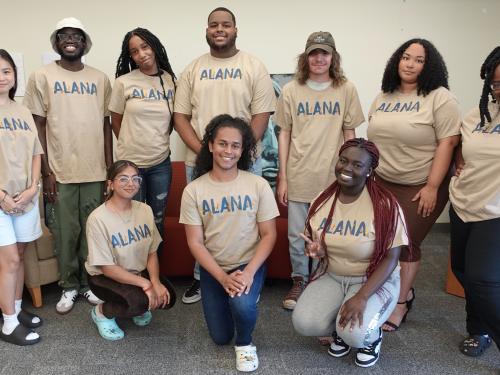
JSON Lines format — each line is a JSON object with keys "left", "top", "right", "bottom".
{"left": 0, "top": 5, "right": 498, "bottom": 372}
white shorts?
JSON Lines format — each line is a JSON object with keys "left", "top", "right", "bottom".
{"left": 0, "top": 204, "right": 42, "bottom": 246}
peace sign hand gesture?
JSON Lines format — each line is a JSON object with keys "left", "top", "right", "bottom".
{"left": 299, "top": 232, "right": 326, "bottom": 259}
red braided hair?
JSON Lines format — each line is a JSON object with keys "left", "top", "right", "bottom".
{"left": 305, "top": 138, "right": 408, "bottom": 280}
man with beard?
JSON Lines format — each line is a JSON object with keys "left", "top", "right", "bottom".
{"left": 174, "top": 7, "right": 276, "bottom": 305}
{"left": 24, "top": 17, "right": 112, "bottom": 314}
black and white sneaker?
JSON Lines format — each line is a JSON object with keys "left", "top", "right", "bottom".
{"left": 182, "top": 279, "right": 201, "bottom": 304}
{"left": 328, "top": 332, "right": 351, "bottom": 358}
{"left": 355, "top": 328, "right": 383, "bottom": 368}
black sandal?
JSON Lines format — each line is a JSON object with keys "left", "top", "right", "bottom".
{"left": 18, "top": 309, "right": 43, "bottom": 329}
{"left": 0, "top": 324, "right": 40, "bottom": 346}
{"left": 460, "top": 335, "right": 491, "bottom": 357}
{"left": 383, "top": 288, "right": 415, "bottom": 332}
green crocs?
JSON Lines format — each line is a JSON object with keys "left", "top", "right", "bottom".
{"left": 91, "top": 308, "right": 124, "bottom": 341}
{"left": 132, "top": 310, "right": 153, "bottom": 327}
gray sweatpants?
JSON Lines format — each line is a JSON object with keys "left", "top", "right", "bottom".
{"left": 292, "top": 268, "right": 400, "bottom": 348}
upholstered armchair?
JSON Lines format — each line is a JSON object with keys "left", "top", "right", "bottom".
{"left": 23, "top": 196, "right": 59, "bottom": 307}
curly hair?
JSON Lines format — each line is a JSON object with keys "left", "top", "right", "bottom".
{"left": 0, "top": 49, "right": 17, "bottom": 100}
{"left": 115, "top": 27, "right": 176, "bottom": 132}
{"left": 193, "top": 114, "right": 257, "bottom": 179}
{"left": 381, "top": 38, "right": 448, "bottom": 96}
{"left": 305, "top": 138, "right": 408, "bottom": 280}
{"left": 296, "top": 49, "right": 346, "bottom": 87}
{"left": 479, "top": 46, "right": 500, "bottom": 126}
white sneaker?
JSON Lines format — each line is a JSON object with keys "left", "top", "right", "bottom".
{"left": 235, "top": 344, "right": 258, "bottom": 372}
{"left": 56, "top": 289, "right": 78, "bottom": 314}
{"left": 81, "top": 290, "right": 103, "bottom": 305}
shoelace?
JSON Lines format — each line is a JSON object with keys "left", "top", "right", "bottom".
{"left": 358, "top": 336, "right": 382, "bottom": 354}
{"left": 287, "top": 281, "right": 305, "bottom": 299}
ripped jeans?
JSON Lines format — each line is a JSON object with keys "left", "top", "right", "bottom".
{"left": 292, "top": 267, "right": 400, "bottom": 348}
{"left": 134, "top": 157, "right": 172, "bottom": 252}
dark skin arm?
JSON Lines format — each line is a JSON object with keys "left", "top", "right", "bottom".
{"left": 173, "top": 112, "right": 202, "bottom": 154}
{"left": 110, "top": 111, "right": 123, "bottom": 139}
{"left": 249, "top": 112, "right": 271, "bottom": 142}
{"left": 33, "top": 114, "right": 57, "bottom": 203}
{"left": 103, "top": 116, "right": 113, "bottom": 169}
{"left": 338, "top": 246, "right": 401, "bottom": 330}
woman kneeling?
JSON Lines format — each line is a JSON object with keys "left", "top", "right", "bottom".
{"left": 292, "top": 139, "right": 408, "bottom": 368}
{"left": 180, "top": 115, "right": 279, "bottom": 372}
{"left": 85, "top": 160, "right": 176, "bottom": 341}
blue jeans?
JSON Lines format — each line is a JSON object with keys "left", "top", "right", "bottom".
{"left": 200, "top": 264, "right": 266, "bottom": 346}
{"left": 187, "top": 159, "right": 262, "bottom": 281}
{"left": 134, "top": 157, "right": 172, "bottom": 244}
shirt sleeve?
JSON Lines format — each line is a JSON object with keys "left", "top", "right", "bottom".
{"left": 103, "top": 76, "right": 112, "bottom": 117}
{"left": 173, "top": 68, "right": 193, "bottom": 115}
{"left": 390, "top": 205, "right": 409, "bottom": 249}
{"left": 32, "top": 122, "right": 44, "bottom": 156}
{"left": 342, "top": 82, "right": 365, "bottom": 130}
{"left": 273, "top": 85, "right": 293, "bottom": 131}
{"left": 145, "top": 205, "right": 163, "bottom": 254}
{"left": 23, "top": 71, "right": 47, "bottom": 117}
{"left": 108, "top": 78, "right": 126, "bottom": 115}
{"left": 433, "top": 88, "right": 461, "bottom": 140}
{"left": 86, "top": 215, "right": 116, "bottom": 267}
{"left": 249, "top": 61, "right": 276, "bottom": 115}
{"left": 179, "top": 184, "right": 203, "bottom": 225}
{"left": 256, "top": 179, "right": 280, "bottom": 222}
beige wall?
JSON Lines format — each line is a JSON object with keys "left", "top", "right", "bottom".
{"left": 4, "top": 0, "right": 500, "bottom": 221}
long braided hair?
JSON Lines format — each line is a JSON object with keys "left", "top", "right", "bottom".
{"left": 115, "top": 27, "right": 176, "bottom": 132}
{"left": 305, "top": 138, "right": 407, "bottom": 280}
{"left": 479, "top": 46, "right": 500, "bottom": 126}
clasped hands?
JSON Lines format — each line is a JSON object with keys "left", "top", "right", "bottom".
{"left": 221, "top": 269, "right": 254, "bottom": 298}
{"left": 143, "top": 281, "right": 170, "bottom": 310}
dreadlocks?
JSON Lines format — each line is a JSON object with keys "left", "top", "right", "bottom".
{"left": 115, "top": 27, "right": 177, "bottom": 132}
{"left": 479, "top": 46, "right": 500, "bottom": 126}
{"left": 305, "top": 138, "right": 406, "bottom": 280}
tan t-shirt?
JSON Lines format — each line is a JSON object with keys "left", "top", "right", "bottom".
{"left": 85, "top": 201, "right": 162, "bottom": 276}
{"left": 109, "top": 69, "right": 175, "bottom": 168}
{"left": 309, "top": 187, "right": 408, "bottom": 276}
{"left": 174, "top": 51, "right": 276, "bottom": 166}
{"left": 23, "top": 62, "right": 112, "bottom": 183}
{"left": 449, "top": 102, "right": 500, "bottom": 222}
{"left": 0, "top": 100, "right": 44, "bottom": 212}
{"left": 179, "top": 171, "right": 279, "bottom": 271}
{"left": 367, "top": 87, "right": 460, "bottom": 185}
{"left": 274, "top": 80, "right": 364, "bottom": 202}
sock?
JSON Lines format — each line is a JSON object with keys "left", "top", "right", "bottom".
{"left": 94, "top": 305, "right": 106, "bottom": 318}
{"left": 15, "top": 299, "right": 41, "bottom": 324}
{"left": 2, "top": 313, "right": 20, "bottom": 335}
{"left": 14, "top": 300, "right": 22, "bottom": 315}
{"left": 2, "top": 313, "right": 39, "bottom": 341}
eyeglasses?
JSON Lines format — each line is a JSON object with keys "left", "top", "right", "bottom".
{"left": 490, "top": 81, "right": 500, "bottom": 91}
{"left": 56, "top": 33, "right": 85, "bottom": 43}
{"left": 115, "top": 176, "right": 142, "bottom": 186}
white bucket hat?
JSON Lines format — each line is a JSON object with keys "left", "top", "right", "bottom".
{"left": 50, "top": 17, "right": 92, "bottom": 55}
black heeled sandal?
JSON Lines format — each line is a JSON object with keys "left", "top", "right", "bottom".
{"left": 383, "top": 288, "right": 415, "bottom": 332}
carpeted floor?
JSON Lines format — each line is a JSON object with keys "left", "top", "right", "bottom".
{"left": 1, "top": 228, "right": 499, "bottom": 375}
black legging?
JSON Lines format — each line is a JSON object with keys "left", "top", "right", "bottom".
{"left": 88, "top": 273, "right": 176, "bottom": 319}
{"left": 450, "top": 206, "right": 500, "bottom": 350}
